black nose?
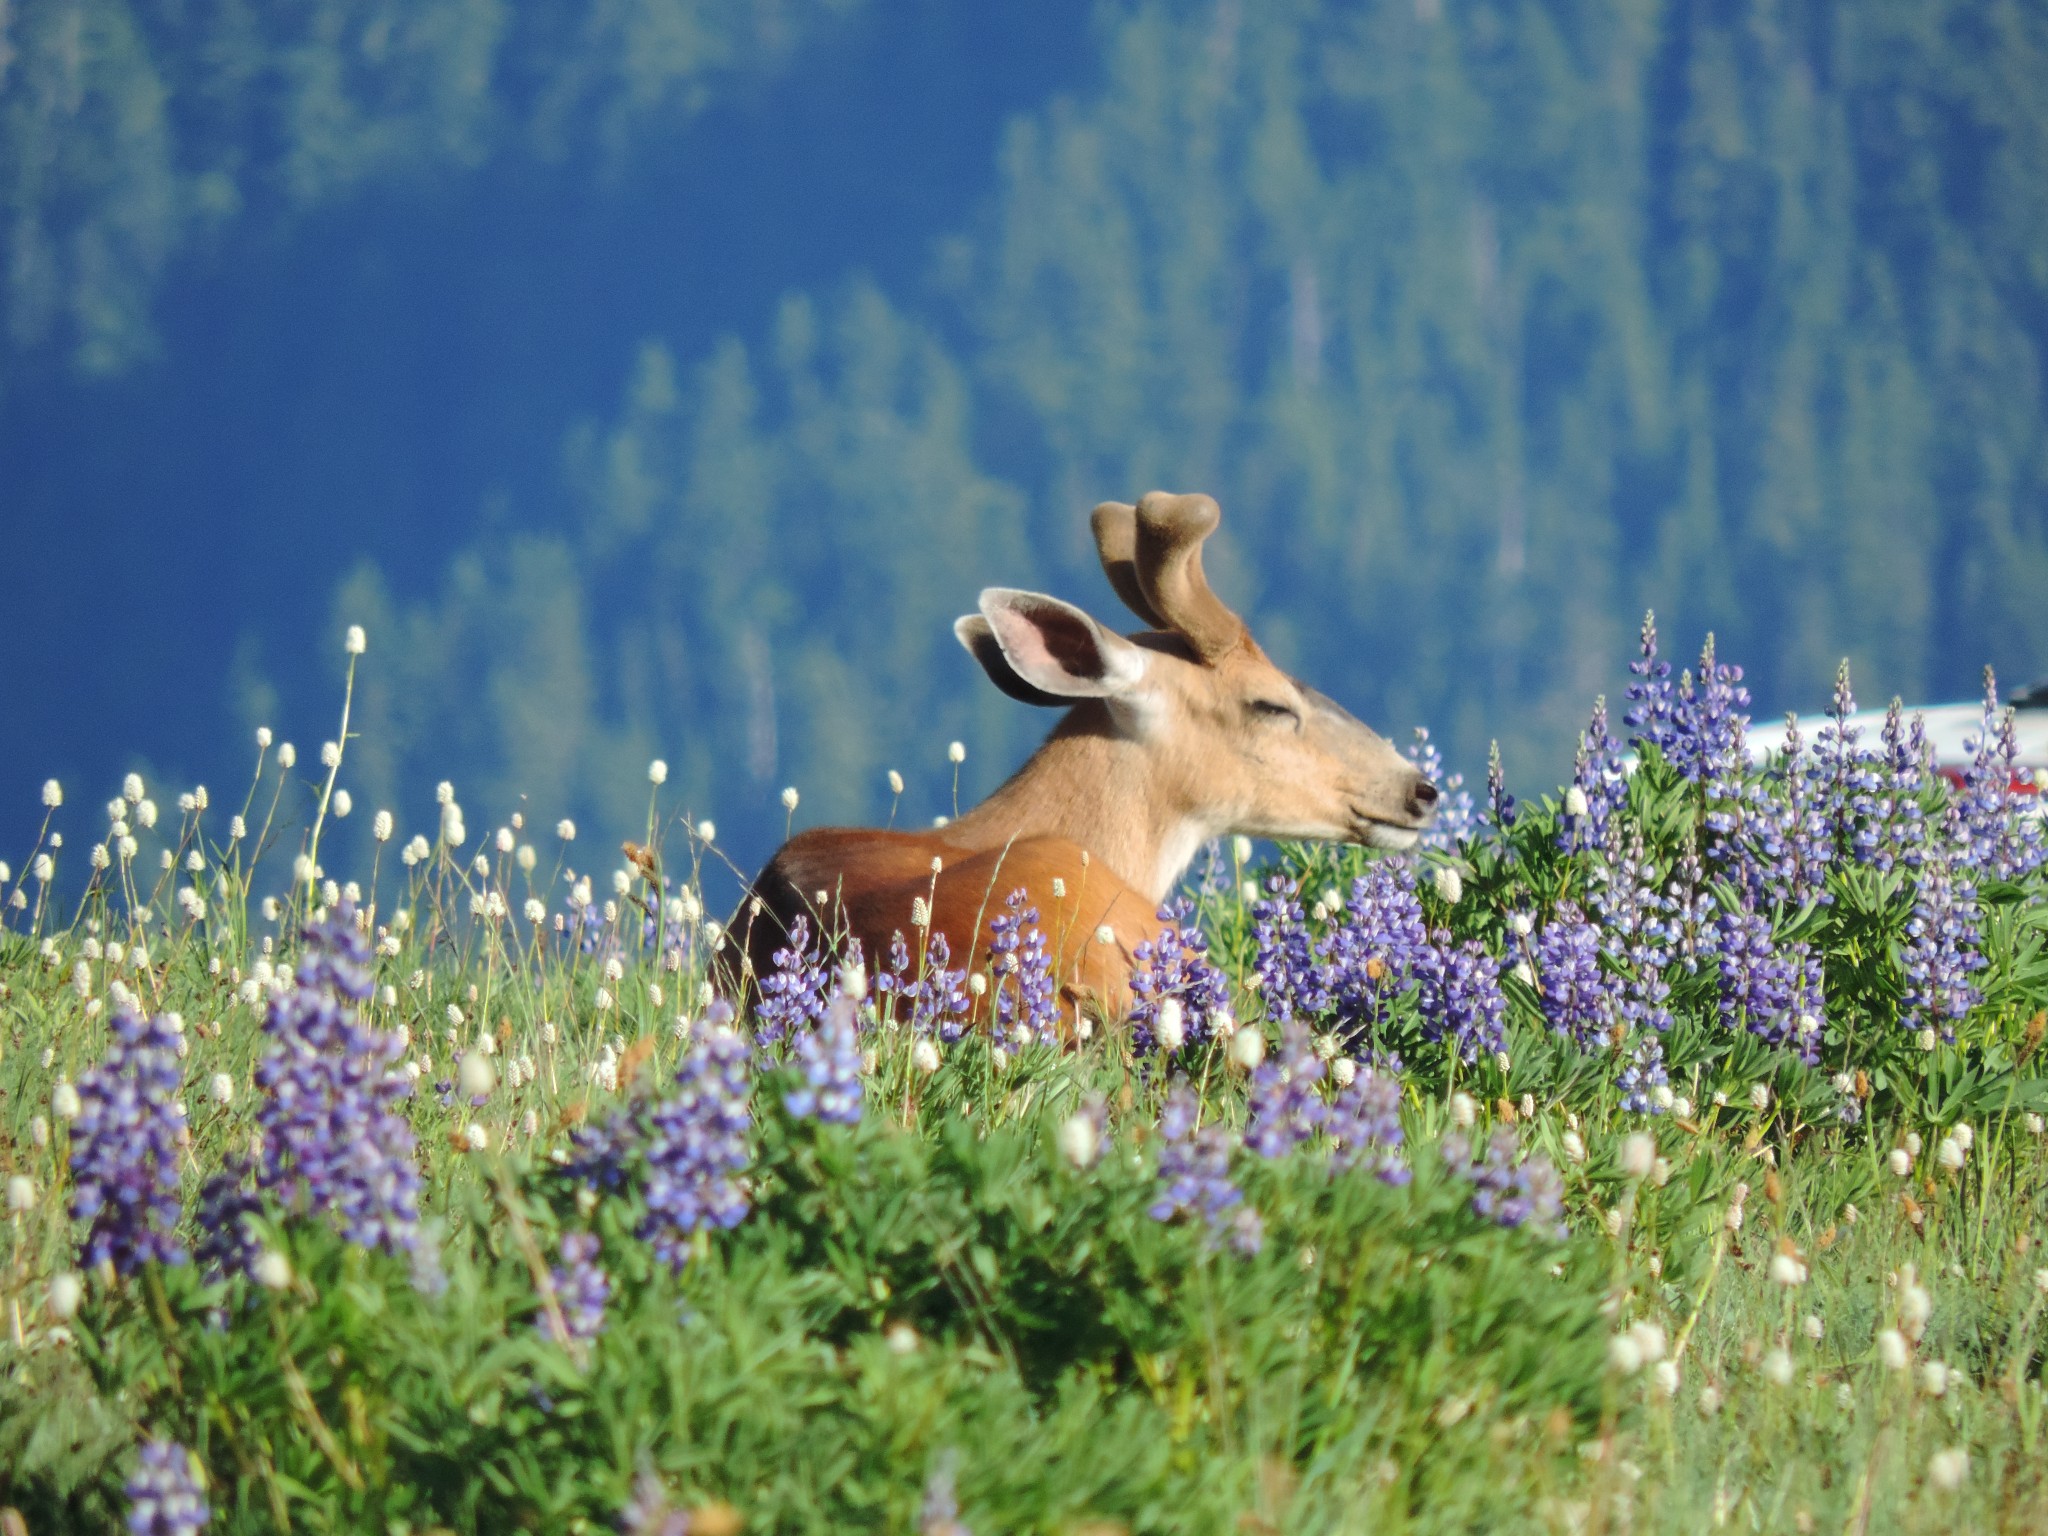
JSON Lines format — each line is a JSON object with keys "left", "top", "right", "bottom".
{"left": 1412, "top": 779, "right": 1440, "bottom": 815}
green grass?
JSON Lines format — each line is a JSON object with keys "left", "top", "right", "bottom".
{"left": 1, "top": 704, "right": 2046, "bottom": 1532}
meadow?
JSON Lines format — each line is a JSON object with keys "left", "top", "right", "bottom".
{"left": 2, "top": 620, "right": 2046, "bottom": 1535}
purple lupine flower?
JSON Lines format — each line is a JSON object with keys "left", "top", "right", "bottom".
{"left": 70, "top": 1008, "right": 189, "bottom": 1275}
{"left": 558, "top": 1105, "right": 645, "bottom": 1193}
{"left": 254, "top": 909, "right": 427, "bottom": 1269}
{"left": 1413, "top": 934, "right": 1507, "bottom": 1062}
{"left": 1251, "top": 875, "right": 1332, "bottom": 1024}
{"left": 1662, "top": 833, "right": 1714, "bottom": 978}
{"left": 641, "top": 1026, "right": 752, "bottom": 1270}
{"left": 192, "top": 1158, "right": 263, "bottom": 1280}
{"left": 1225, "top": 1206, "right": 1266, "bottom": 1255}
{"left": 1756, "top": 714, "right": 1834, "bottom": 909}
{"left": 1858, "top": 699, "right": 1929, "bottom": 874}
{"left": 1323, "top": 863, "right": 1428, "bottom": 1043}
{"left": 1129, "top": 896, "right": 1232, "bottom": 1053}
{"left": 1406, "top": 727, "right": 1476, "bottom": 850}
{"left": 1812, "top": 661, "right": 1880, "bottom": 860}
{"left": 785, "top": 993, "right": 863, "bottom": 1125}
{"left": 126, "top": 1438, "right": 209, "bottom": 1536}
{"left": 1955, "top": 669, "right": 2048, "bottom": 880}
{"left": 1665, "top": 634, "right": 1750, "bottom": 786}
{"left": 1591, "top": 820, "right": 1678, "bottom": 1027}
{"left": 755, "top": 916, "right": 830, "bottom": 1047}
{"left": 1484, "top": 740, "right": 1517, "bottom": 837}
{"left": 1902, "top": 836, "right": 1987, "bottom": 1044}
{"left": 1245, "top": 1024, "right": 1326, "bottom": 1159}
{"left": 1442, "top": 1127, "right": 1567, "bottom": 1239}
{"left": 880, "top": 931, "right": 971, "bottom": 1042}
{"left": 988, "top": 890, "right": 1061, "bottom": 1046}
{"left": 1558, "top": 697, "right": 1627, "bottom": 854}
{"left": 1325, "top": 1065, "right": 1409, "bottom": 1183}
{"left": 919, "top": 1450, "right": 973, "bottom": 1536}
{"left": 538, "top": 1231, "right": 609, "bottom": 1344}
{"left": 1527, "top": 904, "right": 1611, "bottom": 1048}
{"left": 1617, "top": 1033, "right": 1669, "bottom": 1115}
{"left": 1624, "top": 610, "right": 1678, "bottom": 758}
{"left": 1148, "top": 1085, "right": 1245, "bottom": 1241}
{"left": 1710, "top": 903, "right": 1825, "bottom": 1063}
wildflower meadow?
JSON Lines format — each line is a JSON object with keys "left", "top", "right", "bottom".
{"left": 2, "top": 618, "right": 2046, "bottom": 1534}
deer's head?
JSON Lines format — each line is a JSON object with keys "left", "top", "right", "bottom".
{"left": 954, "top": 492, "right": 1437, "bottom": 871}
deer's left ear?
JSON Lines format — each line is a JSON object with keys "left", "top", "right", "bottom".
{"left": 956, "top": 589, "right": 1149, "bottom": 703}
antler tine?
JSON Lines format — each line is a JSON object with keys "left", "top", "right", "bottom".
{"left": 1133, "top": 491, "right": 1243, "bottom": 661}
{"left": 1089, "top": 501, "right": 1170, "bottom": 630}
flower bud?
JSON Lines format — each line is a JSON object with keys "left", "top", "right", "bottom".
{"left": 1619, "top": 1133, "right": 1656, "bottom": 1181}
{"left": 254, "top": 1250, "right": 293, "bottom": 1290}
{"left": 48, "top": 1271, "right": 83, "bottom": 1319}
{"left": 1058, "top": 1113, "right": 1100, "bottom": 1170}
{"left": 1154, "top": 998, "right": 1185, "bottom": 1053}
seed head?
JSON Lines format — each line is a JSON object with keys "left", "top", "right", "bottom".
{"left": 1876, "top": 1328, "right": 1909, "bottom": 1370}
{"left": 1927, "top": 1447, "right": 1968, "bottom": 1493}
{"left": 648, "top": 759, "right": 668, "bottom": 785}
{"left": 276, "top": 742, "right": 296, "bottom": 769}
{"left": 331, "top": 790, "right": 352, "bottom": 818}
{"left": 696, "top": 819, "right": 716, "bottom": 842}
{"left": 42, "top": 778, "right": 62, "bottom": 807}
{"left": 1448, "top": 1091, "right": 1477, "bottom": 1129}
{"left": 6, "top": 1174, "right": 33, "bottom": 1213}
{"left": 1609, "top": 1332, "right": 1644, "bottom": 1375}
{"left": 1155, "top": 997, "right": 1186, "bottom": 1052}
{"left": 1058, "top": 1112, "right": 1101, "bottom": 1170}
{"left": 254, "top": 1250, "right": 292, "bottom": 1289}
{"left": 947, "top": 741, "right": 966, "bottom": 764}
{"left": 1619, "top": 1132, "right": 1656, "bottom": 1180}
{"left": 1761, "top": 1347, "right": 1794, "bottom": 1387}
{"left": 887, "top": 769, "right": 904, "bottom": 795}
{"left": 372, "top": 810, "right": 393, "bottom": 842}
{"left": 48, "top": 1271, "right": 83, "bottom": 1319}
{"left": 912, "top": 1039, "right": 942, "bottom": 1075}
{"left": 209, "top": 1072, "right": 234, "bottom": 1105}
{"left": 1228, "top": 1025, "right": 1267, "bottom": 1072}
{"left": 1432, "top": 866, "right": 1463, "bottom": 905}
{"left": 345, "top": 623, "right": 367, "bottom": 655}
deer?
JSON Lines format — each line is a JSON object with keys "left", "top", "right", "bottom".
{"left": 724, "top": 491, "right": 1439, "bottom": 1028}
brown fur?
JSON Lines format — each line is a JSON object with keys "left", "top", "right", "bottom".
{"left": 723, "top": 492, "right": 1438, "bottom": 1025}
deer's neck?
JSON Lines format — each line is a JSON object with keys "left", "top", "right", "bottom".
{"left": 943, "top": 706, "right": 1203, "bottom": 905}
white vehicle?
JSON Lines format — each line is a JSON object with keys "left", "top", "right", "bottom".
{"left": 1746, "top": 679, "right": 2046, "bottom": 804}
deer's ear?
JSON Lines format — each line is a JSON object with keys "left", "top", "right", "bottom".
{"left": 963, "top": 588, "right": 1150, "bottom": 701}
{"left": 954, "top": 615, "right": 1072, "bottom": 707}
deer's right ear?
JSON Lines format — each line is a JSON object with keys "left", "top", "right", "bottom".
{"left": 960, "top": 588, "right": 1150, "bottom": 703}
{"left": 954, "top": 614, "right": 1072, "bottom": 707}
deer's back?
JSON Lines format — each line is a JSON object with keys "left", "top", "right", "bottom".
{"left": 731, "top": 826, "right": 1167, "bottom": 1023}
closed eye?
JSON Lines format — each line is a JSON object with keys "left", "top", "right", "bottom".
{"left": 1248, "top": 698, "right": 1301, "bottom": 727}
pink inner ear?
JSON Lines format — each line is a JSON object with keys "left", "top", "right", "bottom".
{"left": 990, "top": 598, "right": 1108, "bottom": 688}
